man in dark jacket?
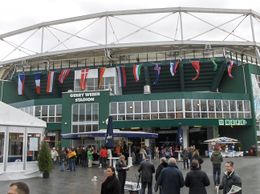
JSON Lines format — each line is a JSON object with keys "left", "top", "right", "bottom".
{"left": 155, "top": 157, "right": 168, "bottom": 181}
{"left": 218, "top": 161, "right": 242, "bottom": 194}
{"left": 185, "top": 159, "right": 210, "bottom": 194}
{"left": 210, "top": 146, "right": 223, "bottom": 186}
{"left": 156, "top": 157, "right": 184, "bottom": 194}
{"left": 138, "top": 156, "right": 155, "bottom": 194}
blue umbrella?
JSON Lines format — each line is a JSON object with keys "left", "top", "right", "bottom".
{"left": 105, "top": 116, "right": 114, "bottom": 148}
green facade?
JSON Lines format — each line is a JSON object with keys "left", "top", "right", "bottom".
{"left": 0, "top": 58, "right": 259, "bottom": 152}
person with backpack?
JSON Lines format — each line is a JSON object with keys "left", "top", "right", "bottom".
{"left": 210, "top": 146, "right": 223, "bottom": 186}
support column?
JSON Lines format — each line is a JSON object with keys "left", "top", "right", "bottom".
{"left": 182, "top": 126, "right": 189, "bottom": 149}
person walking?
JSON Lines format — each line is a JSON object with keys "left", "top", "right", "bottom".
{"left": 155, "top": 157, "right": 168, "bottom": 194}
{"left": 87, "top": 146, "right": 93, "bottom": 168}
{"left": 181, "top": 148, "right": 190, "bottom": 170}
{"left": 184, "top": 159, "right": 210, "bottom": 194}
{"left": 191, "top": 149, "right": 203, "bottom": 169}
{"left": 218, "top": 161, "right": 242, "bottom": 194}
{"left": 155, "top": 157, "right": 168, "bottom": 181}
{"left": 210, "top": 146, "right": 223, "bottom": 186}
{"left": 116, "top": 155, "right": 129, "bottom": 194}
{"left": 138, "top": 155, "right": 155, "bottom": 194}
{"left": 101, "top": 166, "right": 120, "bottom": 194}
{"left": 99, "top": 146, "right": 108, "bottom": 168}
{"left": 156, "top": 157, "right": 184, "bottom": 194}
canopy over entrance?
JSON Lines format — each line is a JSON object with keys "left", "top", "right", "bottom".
{"left": 61, "top": 130, "right": 158, "bottom": 139}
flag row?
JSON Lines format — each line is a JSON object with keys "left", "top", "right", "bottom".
{"left": 17, "top": 60, "right": 235, "bottom": 95}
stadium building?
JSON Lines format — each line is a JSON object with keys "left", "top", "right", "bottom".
{"left": 0, "top": 7, "right": 260, "bottom": 155}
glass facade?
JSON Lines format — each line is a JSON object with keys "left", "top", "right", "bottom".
{"left": 110, "top": 99, "right": 252, "bottom": 121}
{"left": 20, "top": 104, "right": 62, "bottom": 123}
{"left": 71, "top": 103, "right": 99, "bottom": 133}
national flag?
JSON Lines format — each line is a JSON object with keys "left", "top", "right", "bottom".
{"left": 210, "top": 58, "right": 218, "bottom": 71}
{"left": 17, "top": 73, "right": 25, "bottom": 95}
{"left": 58, "top": 69, "right": 71, "bottom": 84}
{"left": 46, "top": 71, "right": 55, "bottom": 93}
{"left": 133, "top": 64, "right": 142, "bottom": 81}
{"left": 98, "top": 67, "right": 106, "bottom": 89}
{"left": 116, "top": 66, "right": 127, "bottom": 88}
{"left": 105, "top": 116, "right": 114, "bottom": 149}
{"left": 227, "top": 60, "right": 234, "bottom": 79}
{"left": 80, "top": 68, "right": 89, "bottom": 90}
{"left": 191, "top": 61, "right": 201, "bottom": 81}
{"left": 177, "top": 127, "right": 183, "bottom": 146}
{"left": 34, "top": 72, "right": 41, "bottom": 94}
{"left": 170, "top": 61, "right": 180, "bottom": 76}
{"left": 153, "top": 63, "right": 161, "bottom": 85}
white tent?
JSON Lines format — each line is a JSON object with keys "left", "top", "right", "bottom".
{"left": 0, "top": 101, "right": 46, "bottom": 180}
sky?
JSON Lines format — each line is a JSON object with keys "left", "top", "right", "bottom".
{"left": 1, "top": 0, "right": 260, "bottom": 34}
{"left": 0, "top": 0, "right": 260, "bottom": 62}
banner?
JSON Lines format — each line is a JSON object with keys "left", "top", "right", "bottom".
{"left": 18, "top": 73, "right": 25, "bottom": 95}
{"left": 58, "top": 69, "right": 71, "bottom": 84}
{"left": 46, "top": 71, "right": 55, "bottom": 93}
{"left": 34, "top": 72, "right": 41, "bottom": 94}
{"left": 105, "top": 116, "right": 114, "bottom": 149}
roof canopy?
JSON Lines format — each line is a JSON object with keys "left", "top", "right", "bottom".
{"left": 61, "top": 130, "right": 158, "bottom": 139}
{"left": 204, "top": 136, "right": 239, "bottom": 144}
{"left": 0, "top": 101, "right": 46, "bottom": 128}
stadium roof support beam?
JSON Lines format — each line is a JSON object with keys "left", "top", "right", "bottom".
{"left": 1, "top": 7, "right": 260, "bottom": 40}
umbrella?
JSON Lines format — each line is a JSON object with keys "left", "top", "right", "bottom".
{"left": 204, "top": 136, "right": 239, "bottom": 144}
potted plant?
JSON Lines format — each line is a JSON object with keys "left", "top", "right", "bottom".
{"left": 38, "top": 141, "right": 52, "bottom": 178}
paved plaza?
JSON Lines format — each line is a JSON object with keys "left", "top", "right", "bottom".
{"left": 0, "top": 157, "right": 259, "bottom": 194}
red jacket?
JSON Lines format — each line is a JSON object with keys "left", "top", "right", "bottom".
{"left": 100, "top": 148, "right": 108, "bottom": 158}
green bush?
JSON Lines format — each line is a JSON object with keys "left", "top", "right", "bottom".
{"left": 38, "top": 142, "right": 52, "bottom": 173}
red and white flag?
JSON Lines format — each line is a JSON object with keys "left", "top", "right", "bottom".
{"left": 34, "top": 72, "right": 41, "bottom": 94}
{"left": 46, "top": 71, "right": 55, "bottom": 93}
{"left": 80, "top": 68, "right": 89, "bottom": 90}
{"left": 58, "top": 69, "right": 71, "bottom": 84}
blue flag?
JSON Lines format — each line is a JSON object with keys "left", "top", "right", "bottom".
{"left": 177, "top": 127, "right": 183, "bottom": 146}
{"left": 105, "top": 116, "right": 114, "bottom": 148}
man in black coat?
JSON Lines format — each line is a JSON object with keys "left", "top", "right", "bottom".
{"left": 185, "top": 159, "right": 210, "bottom": 194}
{"left": 138, "top": 156, "right": 155, "bottom": 194}
{"left": 155, "top": 157, "right": 168, "bottom": 181}
{"left": 157, "top": 157, "right": 184, "bottom": 194}
{"left": 218, "top": 161, "right": 242, "bottom": 194}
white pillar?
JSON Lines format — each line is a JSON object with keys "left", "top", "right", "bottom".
{"left": 182, "top": 126, "right": 189, "bottom": 149}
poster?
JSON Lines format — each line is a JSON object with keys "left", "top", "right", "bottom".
{"left": 29, "top": 137, "right": 39, "bottom": 151}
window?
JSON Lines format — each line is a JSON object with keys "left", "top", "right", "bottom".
{"left": 0, "top": 132, "right": 4, "bottom": 163}
{"left": 8, "top": 133, "right": 24, "bottom": 162}
{"left": 71, "top": 103, "right": 99, "bottom": 133}
{"left": 27, "top": 133, "right": 41, "bottom": 161}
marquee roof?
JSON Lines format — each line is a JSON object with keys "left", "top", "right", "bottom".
{"left": 0, "top": 101, "right": 46, "bottom": 128}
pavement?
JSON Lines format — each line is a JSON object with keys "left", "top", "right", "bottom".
{"left": 0, "top": 157, "right": 260, "bottom": 194}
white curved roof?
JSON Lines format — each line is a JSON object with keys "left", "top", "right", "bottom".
{"left": 0, "top": 101, "right": 46, "bottom": 128}
{"left": 0, "top": 7, "right": 260, "bottom": 66}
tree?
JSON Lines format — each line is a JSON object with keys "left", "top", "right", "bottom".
{"left": 38, "top": 141, "right": 52, "bottom": 178}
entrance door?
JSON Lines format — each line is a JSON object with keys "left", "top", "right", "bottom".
{"left": 189, "top": 127, "right": 208, "bottom": 155}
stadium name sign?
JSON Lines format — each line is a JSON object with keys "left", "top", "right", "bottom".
{"left": 69, "top": 92, "right": 100, "bottom": 103}
{"left": 218, "top": 119, "right": 247, "bottom": 126}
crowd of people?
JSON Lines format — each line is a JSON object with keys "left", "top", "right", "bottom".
{"left": 5, "top": 144, "right": 242, "bottom": 194}
{"left": 100, "top": 145, "right": 242, "bottom": 194}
